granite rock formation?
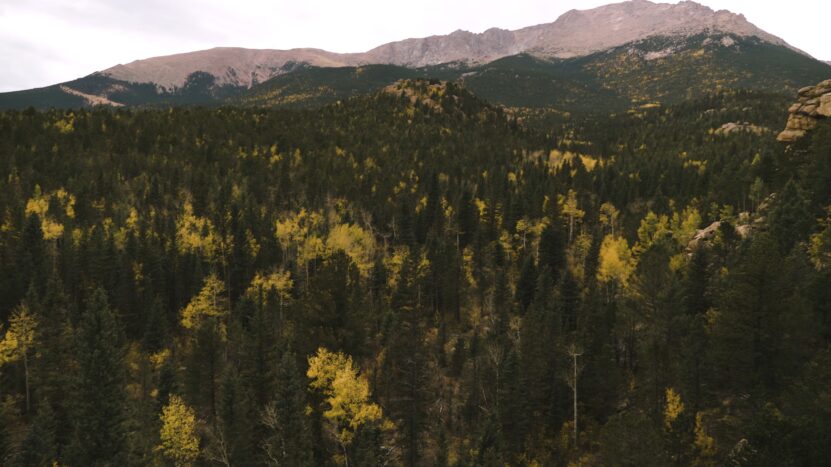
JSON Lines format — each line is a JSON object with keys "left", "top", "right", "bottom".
{"left": 778, "top": 79, "right": 831, "bottom": 142}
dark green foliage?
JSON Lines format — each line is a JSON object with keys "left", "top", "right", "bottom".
{"left": 712, "top": 234, "right": 786, "bottom": 394}
{"left": 69, "top": 288, "right": 128, "bottom": 466}
{"left": 261, "top": 352, "right": 313, "bottom": 466}
{"left": 3, "top": 32, "right": 828, "bottom": 115}
{"left": 538, "top": 221, "right": 567, "bottom": 281}
{"left": 768, "top": 179, "right": 814, "bottom": 253}
{"left": 0, "top": 74, "right": 829, "bottom": 465}
{"left": 382, "top": 251, "right": 431, "bottom": 467}
{"left": 600, "top": 409, "right": 668, "bottom": 466}
{"left": 16, "top": 400, "right": 57, "bottom": 466}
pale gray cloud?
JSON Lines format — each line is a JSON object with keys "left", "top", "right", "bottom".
{"left": 1, "top": 0, "right": 829, "bottom": 92}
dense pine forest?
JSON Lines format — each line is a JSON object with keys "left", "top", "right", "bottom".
{"left": 1, "top": 80, "right": 831, "bottom": 466}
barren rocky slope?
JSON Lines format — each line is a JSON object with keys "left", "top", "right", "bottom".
{"left": 100, "top": 0, "right": 800, "bottom": 89}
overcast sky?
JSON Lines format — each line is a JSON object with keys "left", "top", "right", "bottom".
{"left": 1, "top": 0, "right": 829, "bottom": 92}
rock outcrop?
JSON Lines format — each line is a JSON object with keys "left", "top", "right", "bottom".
{"left": 714, "top": 122, "right": 769, "bottom": 136}
{"left": 777, "top": 79, "right": 831, "bottom": 142}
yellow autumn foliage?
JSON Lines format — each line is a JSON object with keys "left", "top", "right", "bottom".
{"left": 326, "top": 224, "right": 376, "bottom": 277}
{"left": 548, "top": 150, "right": 599, "bottom": 173}
{"left": 298, "top": 235, "right": 326, "bottom": 264}
{"left": 307, "top": 348, "right": 383, "bottom": 449}
{"left": 157, "top": 395, "right": 200, "bottom": 466}
{"left": 462, "top": 246, "right": 477, "bottom": 288}
{"left": 246, "top": 270, "right": 293, "bottom": 303}
{"left": 24, "top": 186, "right": 76, "bottom": 240}
{"left": 53, "top": 114, "right": 75, "bottom": 134}
{"left": 473, "top": 197, "right": 488, "bottom": 219}
{"left": 176, "top": 202, "right": 219, "bottom": 256}
{"left": 597, "top": 235, "right": 636, "bottom": 285}
{"left": 671, "top": 207, "right": 702, "bottom": 246}
{"left": 664, "top": 387, "right": 685, "bottom": 430}
{"left": 635, "top": 211, "right": 671, "bottom": 253}
{"left": 275, "top": 209, "right": 322, "bottom": 246}
{"left": 0, "top": 306, "right": 37, "bottom": 366}
{"left": 694, "top": 411, "right": 716, "bottom": 457}
{"left": 559, "top": 189, "right": 585, "bottom": 240}
{"left": 383, "top": 246, "right": 409, "bottom": 289}
{"left": 599, "top": 202, "right": 620, "bottom": 235}
{"left": 149, "top": 348, "right": 171, "bottom": 370}
{"left": 180, "top": 275, "right": 226, "bottom": 330}
{"left": 809, "top": 207, "right": 831, "bottom": 270}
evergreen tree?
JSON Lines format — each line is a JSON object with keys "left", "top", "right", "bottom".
{"left": 16, "top": 399, "right": 57, "bottom": 467}
{"left": 518, "top": 268, "right": 566, "bottom": 449}
{"left": 713, "top": 234, "right": 785, "bottom": 394}
{"left": 261, "top": 352, "right": 313, "bottom": 466}
{"left": 515, "top": 254, "right": 537, "bottom": 314}
{"left": 769, "top": 179, "right": 814, "bottom": 254}
{"left": 384, "top": 251, "right": 430, "bottom": 467}
{"left": 68, "top": 288, "right": 128, "bottom": 466}
{"left": 215, "top": 368, "right": 255, "bottom": 466}
{"left": 538, "top": 221, "right": 567, "bottom": 281}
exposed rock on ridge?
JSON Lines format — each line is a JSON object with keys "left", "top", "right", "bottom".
{"left": 102, "top": 47, "right": 356, "bottom": 91}
{"left": 778, "top": 79, "right": 831, "bottom": 142}
{"left": 101, "top": 0, "right": 801, "bottom": 89}
{"left": 715, "top": 122, "right": 770, "bottom": 136}
{"left": 59, "top": 85, "right": 125, "bottom": 107}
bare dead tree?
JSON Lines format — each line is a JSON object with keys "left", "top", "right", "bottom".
{"left": 566, "top": 343, "right": 584, "bottom": 445}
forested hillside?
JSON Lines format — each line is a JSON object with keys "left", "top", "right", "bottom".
{"left": 1, "top": 80, "right": 831, "bottom": 466}
{"left": 3, "top": 33, "right": 830, "bottom": 114}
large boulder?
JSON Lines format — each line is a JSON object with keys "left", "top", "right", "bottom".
{"left": 778, "top": 79, "right": 831, "bottom": 142}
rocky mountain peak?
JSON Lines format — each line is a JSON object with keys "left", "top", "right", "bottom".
{"left": 97, "top": 0, "right": 801, "bottom": 90}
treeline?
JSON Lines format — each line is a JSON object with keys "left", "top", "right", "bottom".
{"left": 0, "top": 83, "right": 830, "bottom": 466}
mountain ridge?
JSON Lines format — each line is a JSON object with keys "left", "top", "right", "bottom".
{"left": 237, "top": 33, "right": 831, "bottom": 114}
{"left": 2, "top": 0, "right": 828, "bottom": 111}
{"left": 98, "top": 0, "right": 803, "bottom": 89}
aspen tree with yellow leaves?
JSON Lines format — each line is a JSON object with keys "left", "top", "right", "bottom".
{"left": 0, "top": 305, "right": 37, "bottom": 412}
{"left": 157, "top": 395, "right": 200, "bottom": 466}
{"left": 308, "top": 347, "right": 385, "bottom": 466}
{"left": 0, "top": 72, "right": 829, "bottom": 465}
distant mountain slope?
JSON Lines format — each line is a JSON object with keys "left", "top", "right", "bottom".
{"left": 103, "top": 47, "right": 355, "bottom": 90}
{"left": 234, "top": 64, "right": 425, "bottom": 108}
{"left": 0, "top": 72, "right": 249, "bottom": 110}
{"left": 563, "top": 33, "right": 830, "bottom": 106}
{"left": 1, "top": 0, "right": 827, "bottom": 110}
{"left": 74, "top": 1, "right": 809, "bottom": 91}
{"left": 238, "top": 34, "right": 831, "bottom": 115}
{"left": 362, "top": 0, "right": 798, "bottom": 67}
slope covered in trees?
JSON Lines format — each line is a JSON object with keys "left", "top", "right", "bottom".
{"left": 0, "top": 79, "right": 830, "bottom": 465}
{"left": 3, "top": 33, "right": 830, "bottom": 115}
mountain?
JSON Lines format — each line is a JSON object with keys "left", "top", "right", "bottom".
{"left": 102, "top": 47, "right": 356, "bottom": 91}
{"left": 239, "top": 33, "right": 831, "bottom": 115}
{"left": 98, "top": 0, "right": 800, "bottom": 89}
{"left": 1, "top": 0, "right": 828, "bottom": 110}
{"left": 362, "top": 0, "right": 799, "bottom": 66}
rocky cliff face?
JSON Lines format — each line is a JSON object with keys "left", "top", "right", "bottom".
{"left": 777, "top": 79, "right": 831, "bottom": 142}
{"left": 360, "top": 0, "right": 797, "bottom": 66}
{"left": 101, "top": 0, "right": 800, "bottom": 89}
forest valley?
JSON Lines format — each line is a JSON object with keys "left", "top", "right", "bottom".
{"left": 1, "top": 80, "right": 831, "bottom": 466}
